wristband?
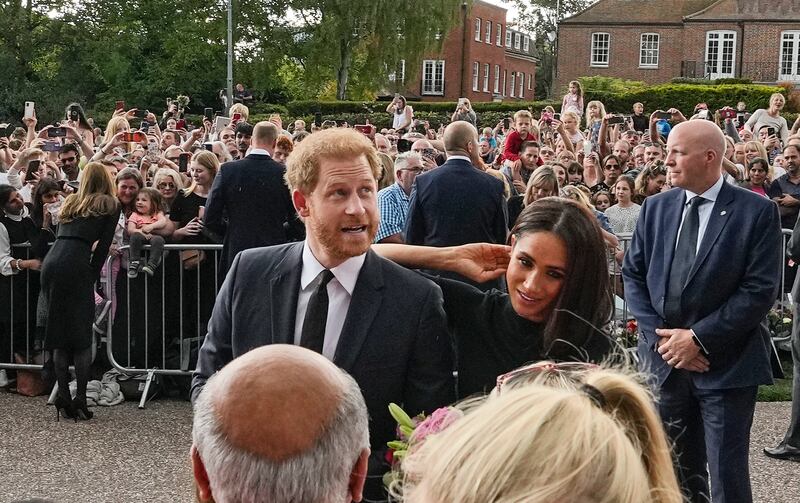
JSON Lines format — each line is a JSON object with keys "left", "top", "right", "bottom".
{"left": 16, "top": 259, "right": 23, "bottom": 271}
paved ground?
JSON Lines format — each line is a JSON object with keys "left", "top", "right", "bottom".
{"left": 0, "top": 392, "right": 798, "bottom": 502}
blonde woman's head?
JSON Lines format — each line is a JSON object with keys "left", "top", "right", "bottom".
{"left": 523, "top": 166, "right": 559, "bottom": 206}
{"left": 400, "top": 364, "right": 682, "bottom": 503}
{"left": 229, "top": 103, "right": 249, "bottom": 122}
{"left": 103, "top": 116, "right": 131, "bottom": 145}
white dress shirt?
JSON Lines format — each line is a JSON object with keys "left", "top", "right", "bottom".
{"left": 445, "top": 154, "right": 472, "bottom": 163}
{"left": 677, "top": 175, "right": 725, "bottom": 254}
{"left": 0, "top": 207, "right": 31, "bottom": 276}
{"left": 246, "top": 147, "right": 270, "bottom": 157}
{"left": 293, "top": 241, "right": 366, "bottom": 360}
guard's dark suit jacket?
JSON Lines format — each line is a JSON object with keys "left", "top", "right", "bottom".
{"left": 203, "top": 153, "right": 302, "bottom": 274}
{"left": 191, "top": 242, "right": 455, "bottom": 477}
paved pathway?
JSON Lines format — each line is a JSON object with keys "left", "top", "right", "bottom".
{"left": 0, "top": 393, "right": 797, "bottom": 502}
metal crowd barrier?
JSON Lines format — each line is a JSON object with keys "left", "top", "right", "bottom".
{"left": 0, "top": 244, "right": 41, "bottom": 372}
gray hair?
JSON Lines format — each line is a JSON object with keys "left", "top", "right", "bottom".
{"left": 394, "top": 151, "right": 423, "bottom": 172}
{"left": 192, "top": 368, "right": 369, "bottom": 503}
{"left": 211, "top": 141, "right": 233, "bottom": 163}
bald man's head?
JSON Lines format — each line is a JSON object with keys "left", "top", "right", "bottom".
{"left": 192, "top": 345, "right": 369, "bottom": 503}
{"left": 443, "top": 121, "right": 479, "bottom": 156}
{"left": 251, "top": 121, "right": 279, "bottom": 151}
{"left": 665, "top": 120, "right": 725, "bottom": 193}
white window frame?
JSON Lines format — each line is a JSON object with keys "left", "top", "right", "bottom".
{"left": 705, "top": 30, "right": 736, "bottom": 79}
{"left": 494, "top": 64, "right": 500, "bottom": 93}
{"left": 496, "top": 23, "right": 503, "bottom": 46}
{"left": 510, "top": 72, "right": 516, "bottom": 97}
{"left": 473, "top": 61, "right": 480, "bottom": 91}
{"left": 483, "top": 63, "right": 490, "bottom": 92}
{"left": 422, "top": 60, "right": 445, "bottom": 96}
{"left": 639, "top": 33, "right": 660, "bottom": 68}
{"left": 528, "top": 73, "right": 533, "bottom": 91}
{"left": 518, "top": 72, "right": 524, "bottom": 98}
{"left": 523, "top": 35, "right": 530, "bottom": 52}
{"left": 505, "top": 29, "right": 512, "bottom": 47}
{"left": 779, "top": 31, "right": 800, "bottom": 81}
{"left": 485, "top": 21, "right": 492, "bottom": 43}
{"left": 514, "top": 33, "right": 521, "bottom": 50}
{"left": 591, "top": 32, "right": 610, "bottom": 67}
{"left": 388, "top": 59, "right": 406, "bottom": 83}
{"left": 475, "top": 18, "right": 481, "bottom": 42}
{"left": 502, "top": 69, "right": 507, "bottom": 96}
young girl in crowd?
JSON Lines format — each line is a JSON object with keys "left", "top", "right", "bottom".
{"left": 585, "top": 100, "right": 607, "bottom": 153}
{"left": 592, "top": 190, "right": 612, "bottom": 212}
{"left": 740, "top": 157, "right": 771, "bottom": 197}
{"left": 561, "top": 80, "right": 584, "bottom": 119}
{"left": 127, "top": 187, "right": 168, "bottom": 277}
{"left": 560, "top": 111, "right": 585, "bottom": 146}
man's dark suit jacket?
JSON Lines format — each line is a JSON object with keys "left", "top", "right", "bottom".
{"left": 623, "top": 181, "right": 782, "bottom": 389}
{"left": 191, "top": 242, "right": 455, "bottom": 462}
{"left": 404, "top": 157, "right": 507, "bottom": 288}
{"left": 204, "top": 153, "right": 302, "bottom": 274}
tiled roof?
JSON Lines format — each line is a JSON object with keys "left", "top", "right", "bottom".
{"left": 561, "top": 0, "right": 720, "bottom": 24}
{"left": 686, "top": 0, "right": 800, "bottom": 20}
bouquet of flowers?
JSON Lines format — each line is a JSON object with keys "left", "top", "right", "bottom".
{"left": 384, "top": 403, "right": 463, "bottom": 489}
{"left": 767, "top": 306, "right": 793, "bottom": 340}
{"left": 614, "top": 319, "right": 639, "bottom": 348}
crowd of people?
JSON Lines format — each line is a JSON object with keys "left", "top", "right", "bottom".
{"left": 0, "top": 86, "right": 799, "bottom": 503}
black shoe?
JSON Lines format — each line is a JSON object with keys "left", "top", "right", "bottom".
{"left": 763, "top": 444, "right": 800, "bottom": 461}
{"left": 54, "top": 394, "right": 77, "bottom": 423}
{"left": 72, "top": 397, "right": 94, "bottom": 421}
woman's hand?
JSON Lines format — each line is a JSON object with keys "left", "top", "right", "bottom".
{"left": 451, "top": 243, "right": 511, "bottom": 283}
{"left": 181, "top": 218, "right": 203, "bottom": 237}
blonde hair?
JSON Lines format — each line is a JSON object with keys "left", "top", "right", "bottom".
{"left": 17, "top": 148, "right": 45, "bottom": 168}
{"left": 285, "top": 128, "right": 381, "bottom": 193}
{"left": 400, "top": 365, "right": 682, "bottom": 503}
{"left": 103, "top": 116, "right": 130, "bottom": 145}
{"left": 585, "top": 100, "right": 607, "bottom": 127}
{"left": 513, "top": 110, "right": 532, "bottom": 123}
{"left": 152, "top": 167, "right": 185, "bottom": 195}
{"left": 744, "top": 140, "right": 773, "bottom": 179}
{"left": 523, "top": 166, "right": 559, "bottom": 206}
{"left": 60, "top": 162, "right": 118, "bottom": 223}
{"left": 229, "top": 103, "right": 249, "bottom": 122}
{"left": 184, "top": 150, "right": 220, "bottom": 195}
{"left": 377, "top": 152, "right": 395, "bottom": 190}
{"left": 561, "top": 184, "right": 594, "bottom": 210}
{"left": 561, "top": 110, "right": 580, "bottom": 125}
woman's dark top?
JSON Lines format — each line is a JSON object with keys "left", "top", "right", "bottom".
{"left": 170, "top": 191, "right": 208, "bottom": 245}
{"left": 41, "top": 210, "right": 120, "bottom": 350}
{"left": 429, "top": 275, "right": 612, "bottom": 397}
{"left": 507, "top": 195, "right": 524, "bottom": 230}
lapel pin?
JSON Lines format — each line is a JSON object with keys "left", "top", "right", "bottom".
{"left": 720, "top": 210, "right": 727, "bottom": 216}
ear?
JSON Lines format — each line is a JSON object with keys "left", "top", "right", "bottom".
{"left": 292, "top": 189, "right": 310, "bottom": 218}
{"left": 509, "top": 233, "right": 517, "bottom": 248}
{"left": 348, "top": 448, "right": 371, "bottom": 503}
{"left": 191, "top": 445, "right": 213, "bottom": 503}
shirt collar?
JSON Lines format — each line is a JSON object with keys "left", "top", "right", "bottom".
{"left": 248, "top": 148, "right": 270, "bottom": 156}
{"left": 446, "top": 155, "right": 471, "bottom": 163}
{"left": 684, "top": 175, "right": 724, "bottom": 204}
{"left": 301, "top": 241, "right": 366, "bottom": 295}
{"left": 2, "top": 206, "right": 29, "bottom": 222}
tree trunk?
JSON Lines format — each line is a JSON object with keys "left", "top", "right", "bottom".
{"left": 336, "top": 39, "right": 351, "bottom": 100}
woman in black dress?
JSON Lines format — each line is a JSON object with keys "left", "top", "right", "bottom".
{"left": 41, "top": 162, "right": 120, "bottom": 421}
{"left": 375, "top": 197, "right": 613, "bottom": 397}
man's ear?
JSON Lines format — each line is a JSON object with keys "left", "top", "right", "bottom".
{"left": 348, "top": 448, "right": 371, "bottom": 503}
{"left": 191, "top": 445, "right": 213, "bottom": 503}
{"left": 293, "top": 189, "right": 310, "bottom": 218}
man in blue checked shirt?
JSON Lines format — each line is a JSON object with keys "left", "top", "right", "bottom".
{"left": 374, "top": 151, "right": 425, "bottom": 243}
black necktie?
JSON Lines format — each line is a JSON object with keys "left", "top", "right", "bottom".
{"left": 300, "top": 270, "right": 335, "bottom": 354}
{"left": 665, "top": 196, "right": 705, "bottom": 325}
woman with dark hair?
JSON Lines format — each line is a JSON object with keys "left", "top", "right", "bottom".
{"left": 374, "top": 198, "right": 613, "bottom": 397}
{"left": 632, "top": 161, "right": 667, "bottom": 205}
{"left": 40, "top": 162, "right": 120, "bottom": 421}
{"left": 31, "top": 178, "right": 64, "bottom": 236}
{"left": 386, "top": 94, "right": 413, "bottom": 133}
{"left": 739, "top": 157, "right": 771, "bottom": 197}
{"left": 65, "top": 102, "right": 94, "bottom": 146}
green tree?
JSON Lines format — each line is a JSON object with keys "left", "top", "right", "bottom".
{"left": 290, "top": 0, "right": 463, "bottom": 100}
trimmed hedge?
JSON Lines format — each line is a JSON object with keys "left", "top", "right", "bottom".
{"left": 585, "top": 84, "right": 788, "bottom": 115}
{"left": 284, "top": 100, "right": 561, "bottom": 116}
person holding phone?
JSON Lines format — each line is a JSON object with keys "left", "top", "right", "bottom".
{"left": 387, "top": 94, "right": 413, "bottom": 133}
{"left": 451, "top": 98, "right": 477, "bottom": 126}
{"left": 746, "top": 93, "right": 789, "bottom": 146}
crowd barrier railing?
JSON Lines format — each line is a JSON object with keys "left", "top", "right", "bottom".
{"left": 1, "top": 231, "right": 797, "bottom": 403}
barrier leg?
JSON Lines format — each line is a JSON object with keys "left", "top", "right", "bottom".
{"left": 138, "top": 369, "right": 156, "bottom": 409}
{"left": 47, "top": 382, "right": 59, "bottom": 405}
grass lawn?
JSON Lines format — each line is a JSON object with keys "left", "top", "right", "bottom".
{"left": 758, "top": 354, "right": 794, "bottom": 402}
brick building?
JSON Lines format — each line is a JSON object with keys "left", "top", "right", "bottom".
{"left": 392, "top": 0, "right": 538, "bottom": 102}
{"left": 555, "top": 0, "right": 800, "bottom": 92}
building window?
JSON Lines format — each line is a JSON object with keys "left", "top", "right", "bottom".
{"left": 494, "top": 64, "right": 500, "bottom": 93}
{"left": 705, "top": 30, "right": 736, "bottom": 78}
{"left": 422, "top": 60, "right": 445, "bottom": 95}
{"left": 510, "top": 72, "right": 516, "bottom": 97}
{"left": 514, "top": 33, "right": 521, "bottom": 50}
{"left": 473, "top": 61, "right": 479, "bottom": 91}
{"left": 502, "top": 69, "right": 507, "bottom": 96}
{"left": 496, "top": 24, "right": 502, "bottom": 45}
{"left": 485, "top": 21, "right": 492, "bottom": 43}
{"left": 639, "top": 33, "right": 659, "bottom": 68}
{"left": 591, "top": 32, "right": 610, "bottom": 67}
{"left": 528, "top": 73, "right": 533, "bottom": 91}
{"left": 518, "top": 72, "right": 524, "bottom": 98}
{"left": 780, "top": 31, "right": 800, "bottom": 81}
{"left": 505, "top": 29, "right": 512, "bottom": 47}
{"left": 475, "top": 18, "right": 481, "bottom": 42}
{"left": 388, "top": 59, "right": 406, "bottom": 83}
{"left": 483, "top": 63, "right": 490, "bottom": 92}
{"left": 523, "top": 36, "right": 530, "bottom": 52}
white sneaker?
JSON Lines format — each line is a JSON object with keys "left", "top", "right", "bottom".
{"left": 0, "top": 369, "right": 8, "bottom": 387}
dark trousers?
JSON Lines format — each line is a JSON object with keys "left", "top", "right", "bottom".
{"left": 659, "top": 369, "right": 757, "bottom": 503}
{"left": 129, "top": 233, "right": 165, "bottom": 267}
{"left": 783, "top": 302, "right": 800, "bottom": 447}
